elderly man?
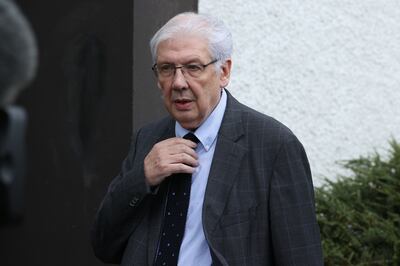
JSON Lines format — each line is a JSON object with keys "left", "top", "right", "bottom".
{"left": 92, "top": 12, "right": 323, "bottom": 266}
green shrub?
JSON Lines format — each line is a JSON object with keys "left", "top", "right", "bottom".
{"left": 315, "top": 140, "right": 400, "bottom": 265}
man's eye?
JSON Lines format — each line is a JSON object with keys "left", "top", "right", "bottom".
{"left": 159, "top": 64, "right": 174, "bottom": 72}
{"left": 185, "top": 64, "right": 202, "bottom": 72}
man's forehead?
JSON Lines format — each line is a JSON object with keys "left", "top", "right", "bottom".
{"left": 156, "top": 36, "right": 211, "bottom": 62}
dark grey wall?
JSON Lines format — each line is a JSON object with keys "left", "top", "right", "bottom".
{"left": 0, "top": 1, "right": 197, "bottom": 266}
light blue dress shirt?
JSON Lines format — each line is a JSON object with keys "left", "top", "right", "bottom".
{"left": 175, "top": 89, "right": 227, "bottom": 266}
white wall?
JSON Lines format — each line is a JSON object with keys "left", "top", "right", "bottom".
{"left": 199, "top": 0, "right": 400, "bottom": 185}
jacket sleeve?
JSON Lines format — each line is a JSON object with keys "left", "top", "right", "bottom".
{"left": 269, "top": 132, "right": 324, "bottom": 265}
{"left": 91, "top": 128, "right": 151, "bottom": 264}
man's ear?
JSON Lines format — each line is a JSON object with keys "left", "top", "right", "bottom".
{"left": 219, "top": 59, "right": 232, "bottom": 88}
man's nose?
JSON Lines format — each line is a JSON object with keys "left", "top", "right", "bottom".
{"left": 171, "top": 68, "right": 188, "bottom": 90}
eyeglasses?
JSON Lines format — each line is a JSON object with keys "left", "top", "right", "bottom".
{"left": 152, "top": 59, "right": 218, "bottom": 79}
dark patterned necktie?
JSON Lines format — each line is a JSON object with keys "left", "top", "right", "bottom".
{"left": 154, "top": 133, "right": 199, "bottom": 266}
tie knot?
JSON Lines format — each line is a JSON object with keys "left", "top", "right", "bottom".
{"left": 183, "top": 132, "right": 199, "bottom": 144}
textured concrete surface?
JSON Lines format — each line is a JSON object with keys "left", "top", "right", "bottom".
{"left": 199, "top": 0, "right": 400, "bottom": 185}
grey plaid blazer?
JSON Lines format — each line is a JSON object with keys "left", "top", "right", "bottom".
{"left": 92, "top": 91, "right": 324, "bottom": 265}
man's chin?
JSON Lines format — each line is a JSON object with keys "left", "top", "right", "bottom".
{"left": 174, "top": 115, "right": 201, "bottom": 131}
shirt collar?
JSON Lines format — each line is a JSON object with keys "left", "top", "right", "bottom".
{"left": 175, "top": 89, "right": 227, "bottom": 151}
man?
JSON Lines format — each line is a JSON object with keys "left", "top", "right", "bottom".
{"left": 92, "top": 12, "right": 323, "bottom": 265}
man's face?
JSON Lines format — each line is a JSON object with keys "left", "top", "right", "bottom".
{"left": 155, "top": 35, "right": 231, "bottom": 130}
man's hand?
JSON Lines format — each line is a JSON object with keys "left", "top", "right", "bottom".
{"left": 144, "top": 137, "right": 199, "bottom": 187}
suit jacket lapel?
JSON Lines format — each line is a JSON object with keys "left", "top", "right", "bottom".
{"left": 203, "top": 92, "right": 247, "bottom": 235}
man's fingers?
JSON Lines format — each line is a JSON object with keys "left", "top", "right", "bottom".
{"left": 165, "top": 163, "right": 197, "bottom": 176}
{"left": 169, "top": 144, "right": 198, "bottom": 159}
{"left": 153, "top": 138, "right": 198, "bottom": 160}
{"left": 170, "top": 137, "right": 198, "bottom": 149}
{"left": 168, "top": 153, "right": 199, "bottom": 167}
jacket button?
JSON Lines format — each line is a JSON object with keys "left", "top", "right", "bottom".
{"left": 129, "top": 196, "right": 140, "bottom": 207}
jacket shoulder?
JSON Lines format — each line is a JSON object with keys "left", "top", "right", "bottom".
{"left": 226, "top": 93, "right": 298, "bottom": 144}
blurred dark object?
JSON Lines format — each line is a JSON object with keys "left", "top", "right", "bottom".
{"left": 0, "top": 107, "right": 26, "bottom": 225}
{"left": 0, "top": 0, "right": 38, "bottom": 225}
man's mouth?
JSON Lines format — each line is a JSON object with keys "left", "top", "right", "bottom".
{"left": 174, "top": 98, "right": 193, "bottom": 110}
{"left": 175, "top": 99, "right": 192, "bottom": 104}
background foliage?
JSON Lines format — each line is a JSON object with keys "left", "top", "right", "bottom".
{"left": 315, "top": 140, "right": 400, "bottom": 265}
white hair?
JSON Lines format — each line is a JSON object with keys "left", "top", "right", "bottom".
{"left": 149, "top": 12, "right": 233, "bottom": 70}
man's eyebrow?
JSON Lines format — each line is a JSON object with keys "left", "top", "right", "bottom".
{"left": 184, "top": 60, "right": 203, "bottom": 64}
{"left": 183, "top": 57, "right": 203, "bottom": 63}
